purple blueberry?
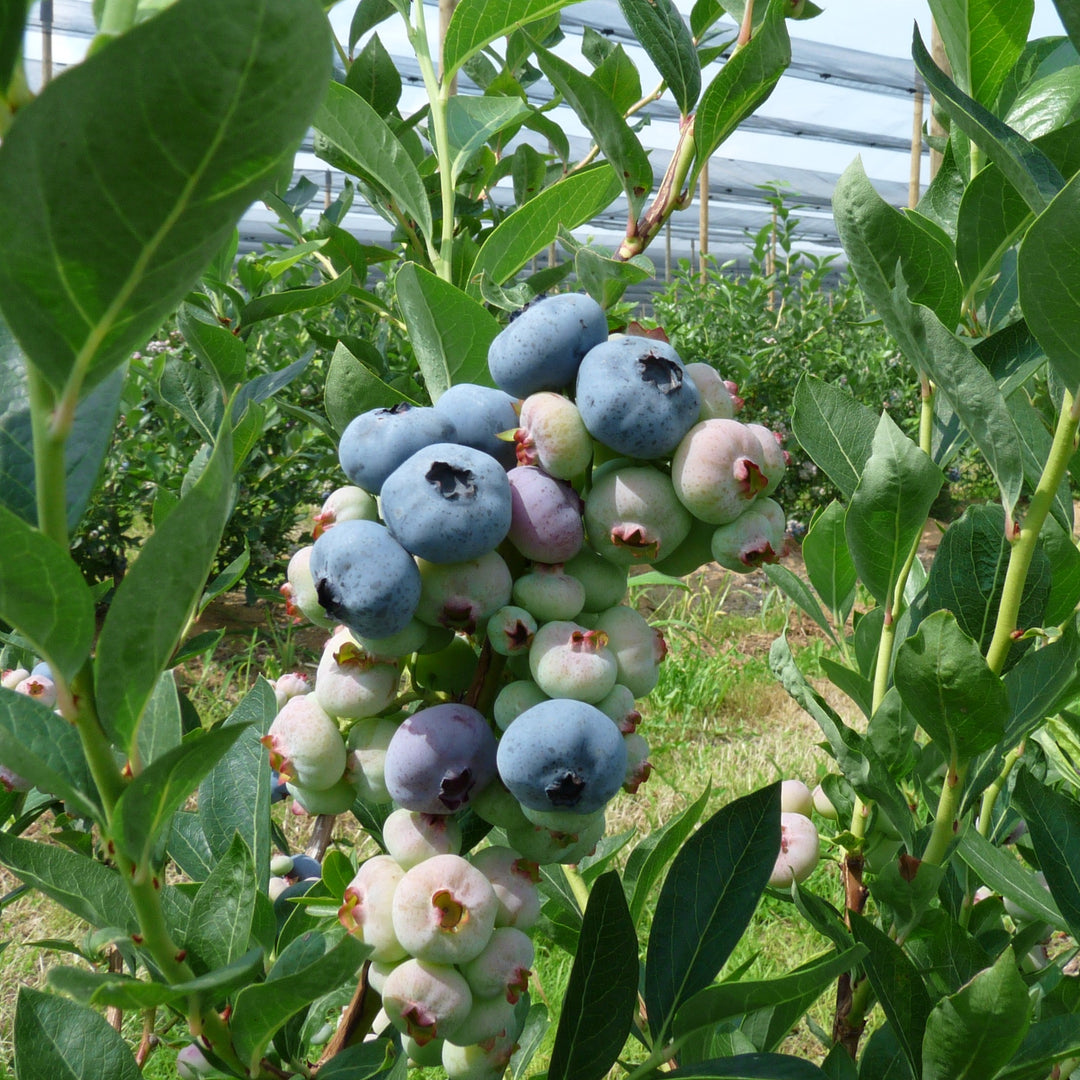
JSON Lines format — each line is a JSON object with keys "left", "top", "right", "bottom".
{"left": 384, "top": 703, "right": 498, "bottom": 813}
{"left": 506, "top": 466, "right": 584, "bottom": 563}
{"left": 496, "top": 698, "right": 628, "bottom": 815}
{"left": 575, "top": 336, "right": 700, "bottom": 459}
{"left": 488, "top": 293, "right": 607, "bottom": 398}
{"left": 381, "top": 444, "right": 513, "bottom": 563}
{"left": 338, "top": 404, "right": 455, "bottom": 494}
{"left": 309, "top": 519, "right": 422, "bottom": 638}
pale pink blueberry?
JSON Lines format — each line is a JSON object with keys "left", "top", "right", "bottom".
{"left": 593, "top": 605, "right": 667, "bottom": 698}
{"left": 339, "top": 854, "right": 408, "bottom": 963}
{"left": 460, "top": 925, "right": 534, "bottom": 1003}
{"left": 314, "top": 628, "right": 401, "bottom": 719}
{"left": 515, "top": 392, "right": 593, "bottom": 479}
{"left": 781, "top": 779, "right": 814, "bottom": 818}
{"left": 14, "top": 675, "right": 56, "bottom": 709}
{"left": 443, "top": 993, "right": 518, "bottom": 1048}
{"left": 442, "top": 1029, "right": 519, "bottom": 1080}
{"left": 710, "top": 499, "right": 787, "bottom": 573}
{"left": 262, "top": 695, "right": 346, "bottom": 791}
{"left": 282, "top": 545, "right": 335, "bottom": 628}
{"left": 529, "top": 621, "right": 618, "bottom": 703}
{"left": 313, "top": 485, "right": 377, "bottom": 538}
{"left": 769, "top": 813, "right": 820, "bottom": 888}
{"left": 671, "top": 419, "right": 768, "bottom": 524}
{"left": 812, "top": 783, "right": 838, "bottom": 820}
{"left": 469, "top": 846, "right": 542, "bottom": 930}
{"left": 623, "top": 733, "right": 652, "bottom": 794}
{"left": 686, "top": 362, "right": 740, "bottom": 420}
{"left": 271, "top": 672, "right": 310, "bottom": 711}
{"left": 287, "top": 775, "right": 357, "bottom": 815}
{"left": 746, "top": 423, "right": 789, "bottom": 497}
{"left": 392, "top": 854, "right": 499, "bottom": 965}
{"left": 595, "top": 684, "right": 641, "bottom": 734}
{"left": 381, "top": 958, "right": 473, "bottom": 1046}
{"left": 345, "top": 716, "right": 401, "bottom": 804}
{"left": 1, "top": 668, "right": 29, "bottom": 690}
{"left": 383, "top": 808, "right": 463, "bottom": 869}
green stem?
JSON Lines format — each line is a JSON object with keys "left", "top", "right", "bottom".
{"left": 410, "top": 0, "right": 453, "bottom": 279}
{"left": 26, "top": 367, "right": 68, "bottom": 547}
{"left": 922, "top": 753, "right": 968, "bottom": 867}
{"left": 563, "top": 863, "right": 591, "bottom": 914}
{"left": 985, "top": 389, "right": 1080, "bottom": 675}
{"left": 978, "top": 740, "right": 1025, "bottom": 839}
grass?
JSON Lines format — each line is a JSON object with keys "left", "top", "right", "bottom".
{"left": 0, "top": 563, "right": 852, "bottom": 1075}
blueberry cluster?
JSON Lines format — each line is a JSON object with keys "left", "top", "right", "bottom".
{"left": 268, "top": 292, "right": 790, "bottom": 1073}
{"left": 0, "top": 662, "right": 58, "bottom": 792}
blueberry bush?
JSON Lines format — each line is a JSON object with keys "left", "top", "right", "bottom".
{"left": 3, "top": 0, "right": 1080, "bottom": 1079}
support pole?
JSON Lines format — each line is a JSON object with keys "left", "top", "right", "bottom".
{"left": 909, "top": 78, "right": 924, "bottom": 208}
{"left": 439, "top": 0, "right": 458, "bottom": 95}
{"left": 41, "top": 0, "right": 53, "bottom": 84}
{"left": 929, "top": 22, "right": 948, "bottom": 179}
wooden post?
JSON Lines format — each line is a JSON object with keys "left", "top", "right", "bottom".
{"left": 909, "top": 78, "right": 924, "bottom": 208}
{"left": 699, "top": 158, "right": 709, "bottom": 283}
{"left": 439, "top": 0, "right": 458, "bottom": 95}
{"left": 41, "top": 0, "right": 53, "bottom": 84}
{"left": 325, "top": 169, "right": 332, "bottom": 210}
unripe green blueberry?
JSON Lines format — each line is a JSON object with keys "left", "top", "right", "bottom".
{"left": 595, "top": 684, "right": 641, "bottom": 734}
{"left": 493, "top": 680, "right": 549, "bottom": 731}
{"left": 356, "top": 618, "right": 431, "bottom": 660}
{"left": 486, "top": 606, "right": 538, "bottom": 657}
{"left": 313, "top": 484, "right": 378, "bottom": 537}
{"left": 345, "top": 716, "right": 401, "bottom": 804}
{"left": 415, "top": 553, "right": 513, "bottom": 633}
{"left": 262, "top": 696, "right": 347, "bottom": 791}
{"left": 412, "top": 636, "right": 480, "bottom": 695}
{"left": 623, "top": 733, "right": 651, "bottom": 794}
{"left": 505, "top": 813, "right": 606, "bottom": 865}
{"left": 781, "top": 779, "right": 814, "bottom": 818}
{"left": 368, "top": 958, "right": 400, "bottom": 996}
{"left": 287, "top": 774, "right": 358, "bottom": 816}
{"left": 710, "top": 498, "right": 787, "bottom": 573}
{"left": 383, "top": 808, "right": 463, "bottom": 870}
{"left": 283, "top": 545, "right": 335, "bottom": 628}
{"left": 563, "top": 547, "right": 628, "bottom": 612}
{"left": 382, "top": 958, "right": 473, "bottom": 1046}
{"left": 811, "top": 782, "right": 838, "bottom": 820}
{"left": 392, "top": 854, "right": 499, "bottom": 965}
{"left": 468, "top": 847, "right": 542, "bottom": 930}
{"left": 529, "top": 621, "right": 618, "bottom": 703}
{"left": 339, "top": 854, "right": 407, "bottom": 963}
{"left": 442, "top": 1030, "right": 519, "bottom": 1080}
{"left": 593, "top": 605, "right": 667, "bottom": 698}
{"left": 459, "top": 925, "right": 534, "bottom": 1002}
{"left": 404, "top": 1033, "right": 445, "bottom": 1067}
{"left": 745, "top": 423, "right": 788, "bottom": 497}
{"left": 520, "top": 803, "right": 605, "bottom": 833}
{"left": 469, "top": 779, "right": 533, "bottom": 831}
{"left": 269, "top": 853, "right": 295, "bottom": 876}
{"left": 685, "top": 362, "right": 739, "bottom": 421}
{"left": 768, "top": 813, "right": 820, "bottom": 888}
{"left": 512, "top": 565, "right": 586, "bottom": 622}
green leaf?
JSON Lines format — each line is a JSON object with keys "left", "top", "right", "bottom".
{"left": 912, "top": 26, "right": 1064, "bottom": 216}
{"left": 511, "top": 1002, "right": 551, "bottom": 1080}
{"left": 0, "top": 689, "right": 99, "bottom": 821}
{"left": 845, "top": 413, "right": 942, "bottom": 608}
{"left": 770, "top": 635, "right": 913, "bottom": 844}
{"left": 894, "top": 610, "right": 1009, "bottom": 759}
{"left": 691, "top": 0, "right": 790, "bottom": 187}
{"left": 865, "top": 686, "right": 917, "bottom": 775}
{"left": 802, "top": 500, "right": 857, "bottom": 622}
{"left": 790, "top": 375, "right": 878, "bottom": 500}
{"left": 0, "top": 0, "right": 29, "bottom": 95}
{"left": 954, "top": 827, "right": 1066, "bottom": 930}
{"left": 158, "top": 354, "right": 223, "bottom": 444}
{"left": 531, "top": 46, "right": 648, "bottom": 214}
{"left": 644, "top": 784, "right": 780, "bottom": 1044}
{"left": 763, "top": 563, "right": 838, "bottom": 645}
{"left": 230, "top": 931, "right": 369, "bottom": 1071}
{"left": 921, "top": 949, "right": 1031, "bottom": 1080}
{"left": 1054, "top": 0, "right": 1080, "bottom": 53}
{"left": 198, "top": 677, "right": 277, "bottom": 891}
{"left": 1005, "top": 66, "right": 1080, "bottom": 139}
{"left": 0, "top": 503, "right": 95, "bottom": 683}
{"left": 1012, "top": 769, "right": 1080, "bottom": 942}
{"left": 14, "top": 986, "right": 140, "bottom": 1080}
{"left": 624, "top": 785, "right": 710, "bottom": 925}
{"left": 665, "top": 1055, "right": 830, "bottom": 1079}
{"left": 111, "top": 725, "right": 246, "bottom": 868}
{"left": 239, "top": 270, "right": 353, "bottom": 328}
{"left": 924, "top": 503, "right": 1050, "bottom": 662}
{"left": 47, "top": 947, "right": 264, "bottom": 1010}
{"left": 832, "top": 159, "right": 962, "bottom": 334}
{"left": 178, "top": 305, "right": 247, "bottom": 389}
{"left": 348, "top": 0, "right": 396, "bottom": 51}
{"left": 445, "top": 96, "right": 532, "bottom": 185}
{"left": 547, "top": 872, "right": 638, "bottom": 1080}
{"left": 395, "top": 262, "right": 500, "bottom": 401}
{"left": 470, "top": 164, "right": 622, "bottom": 290}
{"left": 927, "top": 0, "right": 1033, "bottom": 105}
{"left": 617, "top": 0, "right": 700, "bottom": 115}
{"left": 996, "top": 1015, "right": 1080, "bottom": 1080}
{"left": 94, "top": 422, "right": 232, "bottom": 755}
{"left": 442, "top": 0, "right": 580, "bottom": 81}
{"left": 672, "top": 946, "right": 867, "bottom": 1046}
{"left": 168, "top": 811, "right": 215, "bottom": 882}
{"left": 323, "top": 340, "right": 417, "bottom": 434}
{"left": 849, "top": 912, "right": 933, "bottom": 1080}
{"left": 593, "top": 43, "right": 644, "bottom": 114}
{"left": 0, "top": 832, "right": 136, "bottom": 931}
{"left": 313, "top": 81, "right": 432, "bottom": 242}
{"left": 0, "top": 323, "right": 126, "bottom": 531}
{"left": 0, "top": 0, "right": 331, "bottom": 397}
{"left": 1018, "top": 168, "right": 1080, "bottom": 389}
{"left": 187, "top": 833, "right": 274, "bottom": 973}
{"left": 346, "top": 33, "right": 402, "bottom": 118}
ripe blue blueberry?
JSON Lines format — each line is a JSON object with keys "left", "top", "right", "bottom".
{"left": 309, "top": 519, "right": 422, "bottom": 639}
{"left": 575, "top": 336, "right": 700, "bottom": 459}
{"left": 338, "top": 404, "right": 455, "bottom": 495}
{"left": 381, "top": 443, "right": 513, "bottom": 563}
{"left": 433, "top": 383, "right": 520, "bottom": 469}
{"left": 496, "top": 698, "right": 628, "bottom": 815}
{"left": 487, "top": 293, "right": 607, "bottom": 398}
